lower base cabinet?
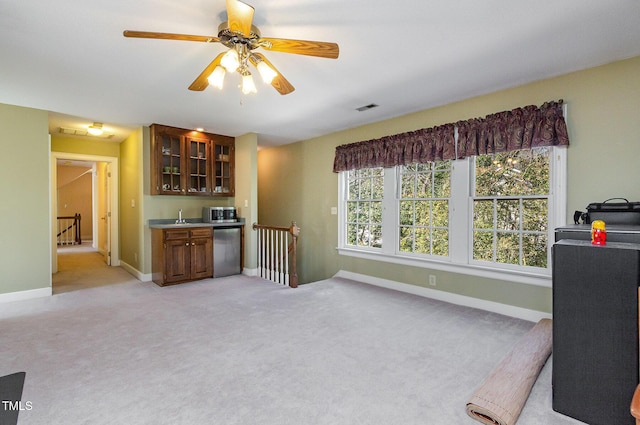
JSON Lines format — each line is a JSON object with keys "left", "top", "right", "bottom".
{"left": 552, "top": 239, "right": 640, "bottom": 425}
{"left": 152, "top": 227, "right": 213, "bottom": 286}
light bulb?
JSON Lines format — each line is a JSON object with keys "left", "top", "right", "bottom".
{"left": 87, "top": 123, "right": 103, "bottom": 136}
{"left": 220, "top": 49, "right": 239, "bottom": 73}
{"left": 207, "top": 66, "right": 226, "bottom": 89}
{"left": 241, "top": 73, "right": 257, "bottom": 94}
{"left": 256, "top": 61, "right": 277, "bottom": 84}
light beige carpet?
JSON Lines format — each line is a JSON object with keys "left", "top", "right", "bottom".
{"left": 2, "top": 271, "right": 582, "bottom": 425}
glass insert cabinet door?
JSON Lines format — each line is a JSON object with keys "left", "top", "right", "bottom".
{"left": 151, "top": 124, "right": 235, "bottom": 197}
{"left": 160, "top": 132, "right": 183, "bottom": 194}
{"left": 214, "top": 143, "right": 234, "bottom": 195}
{"left": 187, "top": 137, "right": 211, "bottom": 194}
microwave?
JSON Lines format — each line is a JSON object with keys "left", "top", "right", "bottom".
{"left": 203, "top": 207, "right": 237, "bottom": 223}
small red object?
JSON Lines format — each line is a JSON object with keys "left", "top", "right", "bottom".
{"left": 591, "top": 220, "right": 606, "bottom": 245}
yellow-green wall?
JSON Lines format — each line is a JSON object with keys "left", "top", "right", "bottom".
{"left": 258, "top": 55, "right": 640, "bottom": 314}
{"left": 119, "top": 127, "right": 145, "bottom": 273}
{"left": 0, "top": 104, "right": 51, "bottom": 295}
{"left": 234, "top": 133, "right": 259, "bottom": 269}
{"left": 51, "top": 135, "right": 120, "bottom": 158}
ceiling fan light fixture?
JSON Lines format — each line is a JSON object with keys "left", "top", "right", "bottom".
{"left": 220, "top": 49, "right": 240, "bottom": 72}
{"left": 87, "top": 122, "right": 104, "bottom": 136}
{"left": 256, "top": 60, "right": 277, "bottom": 84}
{"left": 241, "top": 72, "right": 257, "bottom": 94}
{"left": 208, "top": 66, "right": 226, "bottom": 89}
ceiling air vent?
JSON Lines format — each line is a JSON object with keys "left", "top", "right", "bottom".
{"left": 355, "top": 103, "right": 379, "bottom": 112}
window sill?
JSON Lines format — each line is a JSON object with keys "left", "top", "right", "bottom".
{"left": 336, "top": 247, "right": 552, "bottom": 288}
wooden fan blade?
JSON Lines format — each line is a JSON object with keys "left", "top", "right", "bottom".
{"left": 189, "top": 52, "right": 225, "bottom": 91}
{"left": 123, "top": 30, "right": 219, "bottom": 43}
{"left": 249, "top": 53, "right": 295, "bottom": 95}
{"left": 260, "top": 38, "right": 339, "bottom": 59}
{"left": 226, "top": 0, "right": 255, "bottom": 37}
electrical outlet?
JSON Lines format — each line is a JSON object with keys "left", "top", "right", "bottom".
{"left": 428, "top": 275, "right": 436, "bottom": 286}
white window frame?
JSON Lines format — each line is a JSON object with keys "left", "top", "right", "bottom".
{"left": 337, "top": 146, "right": 567, "bottom": 288}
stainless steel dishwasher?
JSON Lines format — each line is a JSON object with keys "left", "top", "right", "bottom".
{"left": 213, "top": 227, "right": 242, "bottom": 277}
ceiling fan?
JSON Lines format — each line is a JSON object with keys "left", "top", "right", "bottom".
{"left": 123, "top": 0, "right": 339, "bottom": 95}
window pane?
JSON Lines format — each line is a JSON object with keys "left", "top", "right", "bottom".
{"left": 475, "top": 149, "right": 550, "bottom": 197}
{"left": 473, "top": 231, "right": 494, "bottom": 261}
{"left": 496, "top": 232, "right": 520, "bottom": 265}
{"left": 399, "top": 201, "right": 414, "bottom": 226}
{"left": 415, "top": 201, "right": 431, "bottom": 226}
{"left": 348, "top": 175, "right": 359, "bottom": 200}
{"left": 432, "top": 200, "right": 448, "bottom": 227}
{"left": 496, "top": 200, "right": 520, "bottom": 231}
{"left": 361, "top": 178, "right": 372, "bottom": 199}
{"left": 473, "top": 200, "right": 494, "bottom": 229}
{"left": 399, "top": 227, "right": 413, "bottom": 252}
{"left": 433, "top": 170, "right": 450, "bottom": 197}
{"left": 416, "top": 172, "right": 432, "bottom": 198}
{"left": 363, "top": 201, "right": 373, "bottom": 223}
{"left": 401, "top": 173, "right": 415, "bottom": 198}
{"left": 371, "top": 201, "right": 382, "bottom": 223}
{"left": 523, "top": 199, "right": 547, "bottom": 232}
{"left": 523, "top": 233, "right": 548, "bottom": 268}
{"left": 370, "top": 225, "right": 383, "bottom": 248}
{"left": 414, "top": 228, "right": 431, "bottom": 254}
{"left": 432, "top": 228, "right": 449, "bottom": 256}
{"left": 347, "top": 202, "right": 357, "bottom": 224}
{"left": 347, "top": 224, "right": 357, "bottom": 245}
{"left": 372, "top": 176, "right": 384, "bottom": 199}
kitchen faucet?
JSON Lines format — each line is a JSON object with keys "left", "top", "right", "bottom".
{"left": 176, "top": 209, "right": 186, "bottom": 224}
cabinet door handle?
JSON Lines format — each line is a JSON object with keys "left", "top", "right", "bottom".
{"left": 186, "top": 242, "right": 189, "bottom": 246}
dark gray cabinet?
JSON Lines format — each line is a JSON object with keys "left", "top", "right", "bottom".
{"left": 552, "top": 239, "right": 640, "bottom": 425}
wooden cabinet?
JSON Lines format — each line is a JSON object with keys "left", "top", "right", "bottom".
{"left": 150, "top": 124, "right": 235, "bottom": 197}
{"left": 152, "top": 227, "right": 213, "bottom": 286}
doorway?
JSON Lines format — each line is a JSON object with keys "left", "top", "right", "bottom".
{"left": 50, "top": 152, "right": 120, "bottom": 291}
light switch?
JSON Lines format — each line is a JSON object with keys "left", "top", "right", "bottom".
{"left": 331, "top": 207, "right": 337, "bottom": 215}
{"left": 131, "top": 199, "right": 135, "bottom": 208}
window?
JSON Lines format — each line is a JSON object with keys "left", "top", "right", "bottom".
{"left": 398, "top": 162, "right": 451, "bottom": 257}
{"left": 338, "top": 146, "right": 566, "bottom": 285}
{"left": 345, "top": 168, "right": 384, "bottom": 249}
{"left": 472, "top": 149, "right": 551, "bottom": 270}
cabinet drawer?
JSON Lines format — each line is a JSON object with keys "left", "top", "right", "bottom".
{"left": 164, "top": 229, "right": 190, "bottom": 240}
{"left": 190, "top": 227, "right": 213, "bottom": 238}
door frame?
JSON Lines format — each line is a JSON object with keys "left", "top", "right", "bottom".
{"left": 51, "top": 152, "right": 120, "bottom": 273}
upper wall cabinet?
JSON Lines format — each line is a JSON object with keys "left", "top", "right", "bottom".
{"left": 150, "top": 124, "right": 235, "bottom": 197}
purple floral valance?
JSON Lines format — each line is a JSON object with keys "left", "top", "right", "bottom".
{"left": 333, "top": 100, "right": 569, "bottom": 172}
{"left": 332, "top": 124, "right": 456, "bottom": 172}
{"left": 456, "top": 100, "right": 569, "bottom": 158}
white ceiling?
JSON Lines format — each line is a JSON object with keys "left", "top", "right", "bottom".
{"left": 2, "top": 0, "right": 640, "bottom": 148}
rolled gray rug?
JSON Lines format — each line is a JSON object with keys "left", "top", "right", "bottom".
{"left": 466, "top": 318, "right": 552, "bottom": 425}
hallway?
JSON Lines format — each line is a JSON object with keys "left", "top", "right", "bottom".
{"left": 52, "top": 243, "right": 139, "bottom": 294}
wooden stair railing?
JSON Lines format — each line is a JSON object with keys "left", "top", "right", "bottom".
{"left": 57, "top": 214, "right": 82, "bottom": 245}
{"left": 253, "top": 222, "right": 300, "bottom": 288}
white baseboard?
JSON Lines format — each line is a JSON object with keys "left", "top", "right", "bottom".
{"left": 120, "top": 261, "right": 152, "bottom": 282}
{"left": 0, "top": 287, "right": 52, "bottom": 303}
{"left": 334, "top": 270, "right": 551, "bottom": 323}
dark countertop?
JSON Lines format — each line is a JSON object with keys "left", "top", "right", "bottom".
{"left": 556, "top": 224, "right": 640, "bottom": 234}
{"left": 149, "top": 218, "right": 245, "bottom": 229}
